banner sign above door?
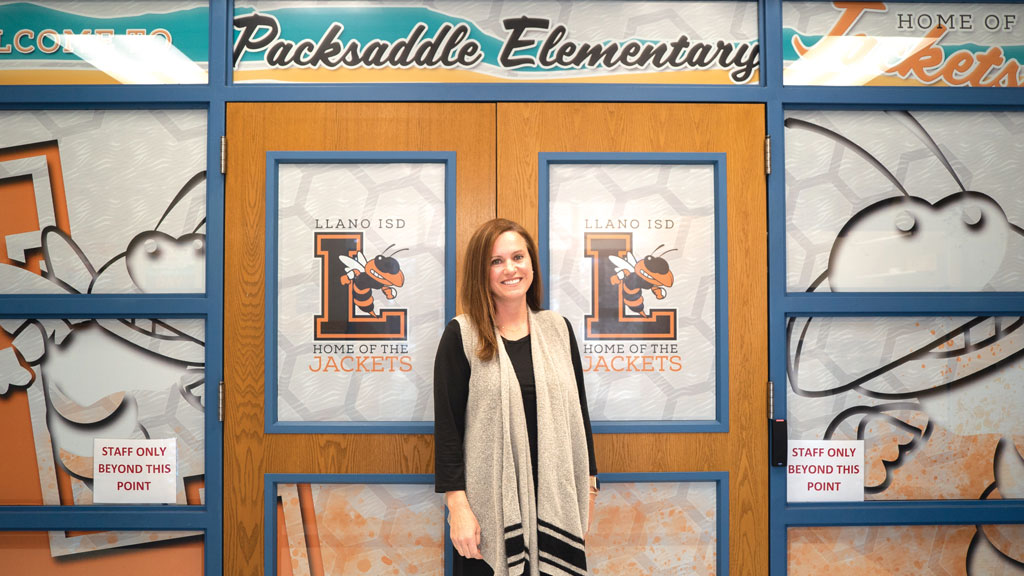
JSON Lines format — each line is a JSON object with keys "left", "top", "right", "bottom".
{"left": 233, "top": 1, "right": 759, "bottom": 84}
{"left": 0, "top": 1, "right": 209, "bottom": 85}
{"left": 784, "top": 2, "right": 1024, "bottom": 87}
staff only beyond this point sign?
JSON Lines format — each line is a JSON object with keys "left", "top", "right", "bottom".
{"left": 787, "top": 439, "right": 864, "bottom": 502}
{"left": 93, "top": 438, "right": 177, "bottom": 504}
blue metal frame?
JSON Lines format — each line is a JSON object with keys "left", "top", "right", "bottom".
{"left": 263, "top": 151, "right": 456, "bottom": 434}
{"left": 0, "top": 3, "right": 229, "bottom": 575}
{"left": 0, "top": 112, "right": 223, "bottom": 570}
{"left": 538, "top": 152, "right": 729, "bottom": 434}
{"left": 263, "top": 473, "right": 438, "bottom": 576}
{"left": 764, "top": 1, "right": 1024, "bottom": 575}
{"left": 1, "top": 0, "right": 1022, "bottom": 574}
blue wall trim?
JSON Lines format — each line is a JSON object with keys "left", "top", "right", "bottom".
{"left": 0, "top": 295, "right": 208, "bottom": 317}
{"left": 538, "top": 152, "right": 729, "bottom": 434}
{"left": 783, "top": 292, "right": 1024, "bottom": 316}
{"left": 263, "top": 151, "right": 456, "bottom": 435}
{"left": 0, "top": 506, "right": 210, "bottom": 531}
{"left": 785, "top": 500, "right": 1024, "bottom": 526}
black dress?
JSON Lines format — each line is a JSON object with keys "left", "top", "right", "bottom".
{"left": 434, "top": 317, "right": 597, "bottom": 576}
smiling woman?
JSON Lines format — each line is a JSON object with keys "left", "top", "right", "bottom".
{"left": 434, "top": 218, "right": 598, "bottom": 576}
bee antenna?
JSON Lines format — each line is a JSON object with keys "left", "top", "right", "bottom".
{"left": 786, "top": 117, "right": 910, "bottom": 198}
{"left": 658, "top": 248, "right": 678, "bottom": 257}
{"left": 651, "top": 244, "right": 665, "bottom": 255}
{"left": 381, "top": 244, "right": 396, "bottom": 256}
{"left": 389, "top": 248, "right": 409, "bottom": 258}
{"left": 887, "top": 111, "right": 966, "bottom": 193}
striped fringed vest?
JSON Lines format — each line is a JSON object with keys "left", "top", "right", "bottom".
{"left": 457, "top": 309, "right": 590, "bottom": 576}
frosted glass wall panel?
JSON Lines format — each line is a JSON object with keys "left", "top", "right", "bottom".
{"left": 274, "top": 162, "right": 445, "bottom": 422}
{"left": 0, "top": 318, "right": 206, "bottom": 514}
{"left": 0, "top": 531, "right": 202, "bottom": 571}
{"left": 789, "top": 525, "right": 1024, "bottom": 575}
{"left": 785, "top": 110, "right": 1024, "bottom": 292}
{"left": 275, "top": 483, "right": 443, "bottom": 576}
{"left": 0, "top": 1, "right": 209, "bottom": 85}
{"left": 549, "top": 163, "right": 718, "bottom": 422}
{"left": 0, "top": 110, "right": 207, "bottom": 294}
{"left": 588, "top": 482, "right": 718, "bottom": 575}
{"left": 787, "top": 316, "right": 1024, "bottom": 501}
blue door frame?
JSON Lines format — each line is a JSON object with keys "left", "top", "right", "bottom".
{"left": 1, "top": 1, "right": 1022, "bottom": 574}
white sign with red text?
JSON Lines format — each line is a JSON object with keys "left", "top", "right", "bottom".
{"left": 93, "top": 438, "right": 177, "bottom": 504}
{"left": 787, "top": 439, "right": 864, "bottom": 502}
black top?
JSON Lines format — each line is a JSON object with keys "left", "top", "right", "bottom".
{"left": 433, "top": 316, "right": 598, "bottom": 493}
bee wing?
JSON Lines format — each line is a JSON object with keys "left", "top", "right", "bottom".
{"left": 338, "top": 254, "right": 365, "bottom": 277}
{"left": 627, "top": 252, "right": 638, "bottom": 267}
{"left": 357, "top": 251, "right": 368, "bottom": 266}
{"left": 602, "top": 253, "right": 634, "bottom": 278}
{"left": 607, "top": 255, "right": 635, "bottom": 278}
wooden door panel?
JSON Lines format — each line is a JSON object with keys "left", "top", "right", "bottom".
{"left": 497, "top": 103, "right": 768, "bottom": 574}
{"left": 226, "top": 102, "right": 767, "bottom": 575}
{"left": 224, "top": 103, "right": 496, "bottom": 576}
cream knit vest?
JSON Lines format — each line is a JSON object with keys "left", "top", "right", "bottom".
{"left": 456, "top": 309, "right": 590, "bottom": 576}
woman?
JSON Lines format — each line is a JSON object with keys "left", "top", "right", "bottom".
{"left": 434, "top": 218, "right": 598, "bottom": 576}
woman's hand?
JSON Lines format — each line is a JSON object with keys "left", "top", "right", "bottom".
{"left": 446, "top": 490, "right": 483, "bottom": 559}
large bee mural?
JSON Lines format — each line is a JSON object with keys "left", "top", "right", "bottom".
{"left": 0, "top": 110, "right": 207, "bottom": 556}
{"left": 785, "top": 110, "right": 1024, "bottom": 572}
{"left": 607, "top": 244, "right": 677, "bottom": 317}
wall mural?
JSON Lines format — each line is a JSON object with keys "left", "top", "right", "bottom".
{"left": 785, "top": 110, "right": 1024, "bottom": 572}
{"left": 0, "top": 110, "right": 207, "bottom": 556}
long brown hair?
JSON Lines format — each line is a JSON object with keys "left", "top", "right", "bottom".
{"left": 461, "top": 218, "right": 543, "bottom": 361}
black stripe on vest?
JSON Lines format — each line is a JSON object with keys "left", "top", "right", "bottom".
{"left": 537, "top": 527, "right": 587, "bottom": 571}
{"left": 538, "top": 518, "right": 585, "bottom": 546}
{"left": 539, "top": 552, "right": 588, "bottom": 576}
{"left": 505, "top": 523, "right": 527, "bottom": 569}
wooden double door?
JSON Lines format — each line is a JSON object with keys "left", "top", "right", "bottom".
{"left": 224, "top": 102, "right": 767, "bottom": 575}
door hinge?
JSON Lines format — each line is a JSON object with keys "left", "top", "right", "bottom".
{"left": 220, "top": 136, "right": 227, "bottom": 175}
{"left": 218, "top": 380, "right": 224, "bottom": 422}
{"left": 767, "top": 380, "right": 774, "bottom": 419}
{"left": 764, "top": 135, "right": 771, "bottom": 175}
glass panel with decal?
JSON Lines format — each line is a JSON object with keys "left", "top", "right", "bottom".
{"left": 549, "top": 163, "right": 717, "bottom": 422}
{"left": 234, "top": 1, "right": 759, "bottom": 85}
{"left": 0, "top": 531, "right": 203, "bottom": 571}
{"left": 0, "top": 109, "right": 207, "bottom": 294}
{"left": 786, "top": 316, "right": 1024, "bottom": 501}
{"left": 588, "top": 482, "right": 718, "bottom": 574}
{"left": 789, "top": 525, "right": 1024, "bottom": 575}
{"left": 785, "top": 110, "right": 1024, "bottom": 292}
{"left": 275, "top": 483, "right": 443, "bottom": 575}
{"left": 783, "top": 2, "right": 1024, "bottom": 87}
{"left": 275, "top": 162, "right": 445, "bottom": 423}
{"left": 0, "top": 318, "right": 206, "bottom": 506}
{"left": 0, "top": 1, "right": 209, "bottom": 85}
